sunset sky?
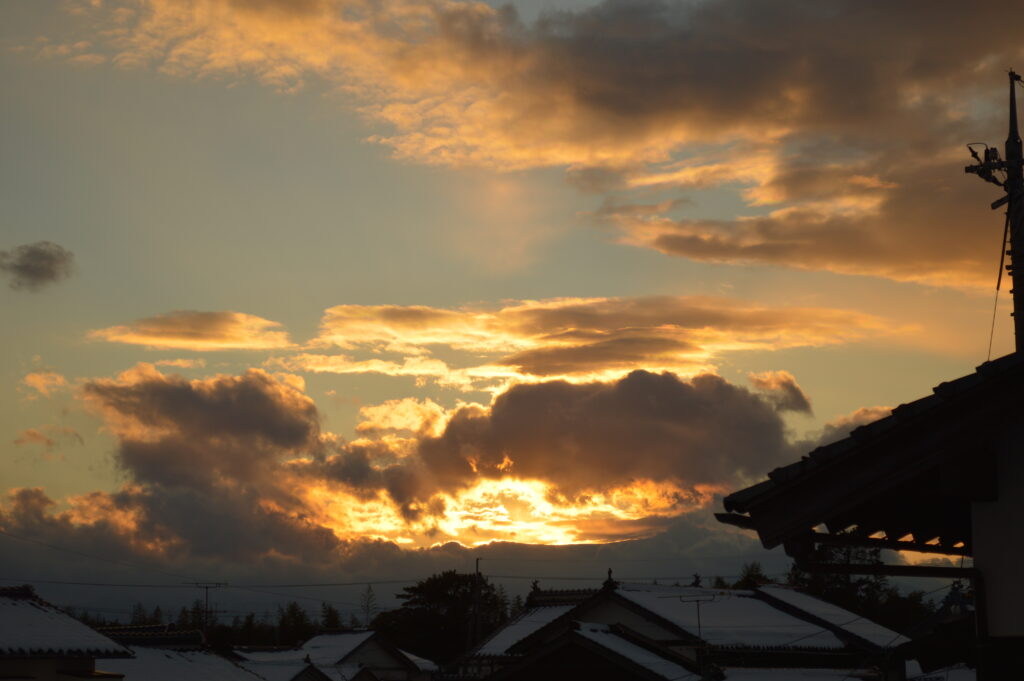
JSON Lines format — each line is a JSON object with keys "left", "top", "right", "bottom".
{"left": 1, "top": 0, "right": 1018, "bottom": 614}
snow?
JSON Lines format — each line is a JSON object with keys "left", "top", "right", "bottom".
{"left": 0, "top": 590, "right": 129, "bottom": 658}
{"left": 616, "top": 585, "right": 845, "bottom": 649}
{"left": 400, "top": 648, "right": 438, "bottom": 671}
{"left": 908, "top": 665, "right": 976, "bottom": 681}
{"left": 758, "top": 586, "right": 909, "bottom": 647}
{"left": 575, "top": 623, "right": 698, "bottom": 680}
{"left": 723, "top": 668, "right": 875, "bottom": 680}
{"left": 475, "top": 605, "right": 574, "bottom": 655}
{"left": 104, "top": 646, "right": 260, "bottom": 681}
{"left": 301, "top": 632, "right": 375, "bottom": 666}
{"left": 241, "top": 658, "right": 337, "bottom": 681}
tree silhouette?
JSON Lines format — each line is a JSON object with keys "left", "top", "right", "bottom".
{"left": 371, "top": 570, "right": 507, "bottom": 663}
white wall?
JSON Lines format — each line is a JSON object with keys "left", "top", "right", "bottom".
{"left": 971, "top": 423, "right": 1024, "bottom": 636}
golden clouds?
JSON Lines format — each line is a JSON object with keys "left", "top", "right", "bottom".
{"left": 89, "top": 310, "right": 293, "bottom": 350}
{"left": 56, "top": 0, "right": 1024, "bottom": 285}
{"left": 20, "top": 371, "right": 68, "bottom": 399}
{"left": 3, "top": 364, "right": 808, "bottom": 560}
{"left": 274, "top": 296, "right": 886, "bottom": 391}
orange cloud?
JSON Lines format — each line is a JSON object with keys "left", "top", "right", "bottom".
{"left": 55, "top": 0, "right": 1022, "bottom": 286}
{"left": 20, "top": 371, "right": 68, "bottom": 399}
{"left": 272, "top": 296, "right": 888, "bottom": 391}
{"left": 747, "top": 370, "right": 812, "bottom": 414}
{"left": 89, "top": 310, "right": 293, "bottom": 350}
{"left": 2, "top": 365, "right": 808, "bottom": 559}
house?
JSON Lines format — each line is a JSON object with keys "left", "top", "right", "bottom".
{"left": 459, "top": 579, "right": 908, "bottom": 680}
{"left": 97, "top": 623, "right": 205, "bottom": 651}
{"left": 716, "top": 352, "right": 1021, "bottom": 676}
{"left": 238, "top": 631, "right": 435, "bottom": 681}
{"left": 0, "top": 584, "right": 130, "bottom": 680}
{"left": 716, "top": 73, "right": 1024, "bottom": 680}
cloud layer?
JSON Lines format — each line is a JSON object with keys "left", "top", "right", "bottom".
{"left": 273, "top": 296, "right": 886, "bottom": 392}
{"left": 89, "top": 310, "right": 294, "bottom": 350}
{"left": 3, "top": 363, "right": 810, "bottom": 565}
{"left": 53, "top": 0, "right": 1024, "bottom": 285}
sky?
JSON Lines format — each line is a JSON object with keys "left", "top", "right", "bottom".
{"left": 1, "top": 0, "right": 1020, "bottom": 617}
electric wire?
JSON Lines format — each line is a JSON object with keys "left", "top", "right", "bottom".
{"left": 987, "top": 211, "right": 1011, "bottom": 360}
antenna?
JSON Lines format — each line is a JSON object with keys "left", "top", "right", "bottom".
{"left": 965, "top": 70, "right": 1024, "bottom": 353}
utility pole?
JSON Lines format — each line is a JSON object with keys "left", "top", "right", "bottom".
{"left": 468, "top": 557, "right": 482, "bottom": 650}
{"left": 184, "top": 582, "right": 228, "bottom": 634}
{"left": 966, "top": 70, "right": 1024, "bottom": 352}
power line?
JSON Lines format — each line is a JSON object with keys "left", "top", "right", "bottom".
{"left": 0, "top": 577, "right": 194, "bottom": 588}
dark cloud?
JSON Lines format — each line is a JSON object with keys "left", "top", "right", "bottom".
{"left": 497, "top": 336, "right": 700, "bottom": 376}
{"left": 82, "top": 365, "right": 320, "bottom": 487}
{"left": 4, "top": 365, "right": 805, "bottom": 566}
{"left": 351, "top": 370, "right": 797, "bottom": 510}
{"left": 0, "top": 241, "right": 75, "bottom": 291}
{"left": 748, "top": 371, "right": 812, "bottom": 414}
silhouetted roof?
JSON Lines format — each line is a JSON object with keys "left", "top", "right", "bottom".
{"left": 97, "top": 623, "right": 205, "bottom": 650}
{"left": 0, "top": 585, "right": 130, "bottom": 659}
{"left": 477, "top": 583, "right": 901, "bottom": 658}
{"left": 721, "top": 353, "right": 1024, "bottom": 551}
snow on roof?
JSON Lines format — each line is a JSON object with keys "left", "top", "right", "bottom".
{"left": 723, "top": 668, "right": 875, "bottom": 680}
{"left": 575, "top": 623, "right": 698, "bottom": 680}
{"left": 241, "top": 658, "right": 335, "bottom": 681}
{"left": 238, "top": 649, "right": 309, "bottom": 663}
{"left": 301, "top": 632, "right": 375, "bottom": 666}
{"left": 400, "top": 648, "right": 438, "bottom": 671}
{"left": 475, "top": 606, "right": 575, "bottom": 656}
{"left": 0, "top": 586, "right": 129, "bottom": 658}
{"left": 908, "top": 665, "right": 976, "bottom": 681}
{"left": 758, "top": 586, "right": 909, "bottom": 647}
{"left": 616, "top": 585, "right": 844, "bottom": 649}
{"left": 104, "top": 646, "right": 261, "bottom": 680}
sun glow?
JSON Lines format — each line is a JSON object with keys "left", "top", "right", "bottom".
{"left": 301, "top": 477, "right": 720, "bottom": 548}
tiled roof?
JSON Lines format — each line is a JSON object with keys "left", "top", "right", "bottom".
{"left": 0, "top": 585, "right": 131, "bottom": 659}
{"left": 725, "top": 352, "right": 1024, "bottom": 516}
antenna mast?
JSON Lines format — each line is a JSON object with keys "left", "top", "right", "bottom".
{"left": 966, "top": 71, "right": 1024, "bottom": 353}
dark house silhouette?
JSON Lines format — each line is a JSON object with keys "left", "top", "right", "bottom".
{"left": 717, "top": 70, "right": 1024, "bottom": 681}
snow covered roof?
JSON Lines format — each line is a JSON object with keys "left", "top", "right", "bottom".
{"left": 104, "top": 646, "right": 261, "bottom": 680}
{"left": 400, "top": 648, "right": 438, "bottom": 671}
{"left": 0, "top": 585, "right": 130, "bottom": 659}
{"left": 301, "top": 632, "right": 375, "bottom": 666}
{"left": 722, "top": 668, "right": 875, "bottom": 680}
{"left": 616, "top": 585, "right": 845, "bottom": 649}
{"left": 757, "top": 586, "right": 909, "bottom": 647}
{"left": 907, "top": 664, "right": 976, "bottom": 681}
{"left": 241, "top": 658, "right": 336, "bottom": 681}
{"left": 475, "top": 606, "right": 575, "bottom": 656}
{"left": 239, "top": 649, "right": 310, "bottom": 663}
{"left": 575, "top": 623, "right": 698, "bottom": 680}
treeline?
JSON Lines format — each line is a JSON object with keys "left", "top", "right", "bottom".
{"left": 66, "top": 578, "right": 524, "bottom": 653}
{"left": 66, "top": 554, "right": 949, "bottom": 656}
{"left": 66, "top": 599, "right": 357, "bottom": 648}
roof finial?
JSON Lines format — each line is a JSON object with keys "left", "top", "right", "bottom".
{"left": 602, "top": 568, "right": 618, "bottom": 591}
